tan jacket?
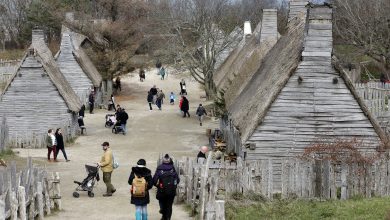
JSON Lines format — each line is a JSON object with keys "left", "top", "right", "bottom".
{"left": 100, "top": 148, "right": 113, "bottom": 172}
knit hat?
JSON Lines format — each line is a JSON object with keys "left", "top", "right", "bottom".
{"left": 162, "top": 154, "right": 171, "bottom": 164}
{"left": 137, "top": 159, "right": 146, "bottom": 167}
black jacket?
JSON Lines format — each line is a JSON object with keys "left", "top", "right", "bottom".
{"left": 181, "top": 97, "right": 189, "bottom": 111}
{"left": 150, "top": 88, "right": 158, "bottom": 96}
{"left": 118, "top": 111, "right": 129, "bottom": 124}
{"left": 79, "top": 105, "right": 85, "bottom": 117}
{"left": 55, "top": 133, "right": 64, "bottom": 149}
{"left": 152, "top": 163, "right": 180, "bottom": 199}
{"left": 147, "top": 93, "right": 153, "bottom": 103}
{"left": 128, "top": 166, "right": 153, "bottom": 206}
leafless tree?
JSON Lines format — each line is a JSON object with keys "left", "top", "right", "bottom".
{"left": 334, "top": 0, "right": 390, "bottom": 76}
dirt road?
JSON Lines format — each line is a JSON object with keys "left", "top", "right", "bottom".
{"left": 15, "top": 69, "right": 217, "bottom": 220}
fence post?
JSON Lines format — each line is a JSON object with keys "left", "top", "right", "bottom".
{"left": 18, "top": 186, "right": 27, "bottom": 220}
{"left": 10, "top": 190, "right": 17, "bottom": 220}
{"left": 215, "top": 200, "right": 225, "bottom": 220}
{"left": 0, "top": 196, "right": 4, "bottom": 220}
{"left": 53, "top": 172, "right": 62, "bottom": 210}
{"left": 37, "top": 182, "right": 44, "bottom": 219}
{"left": 341, "top": 162, "right": 347, "bottom": 200}
{"left": 200, "top": 152, "right": 212, "bottom": 220}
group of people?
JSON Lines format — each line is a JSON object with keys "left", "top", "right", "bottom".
{"left": 98, "top": 142, "right": 179, "bottom": 220}
{"left": 147, "top": 85, "right": 166, "bottom": 110}
{"left": 46, "top": 128, "right": 70, "bottom": 162}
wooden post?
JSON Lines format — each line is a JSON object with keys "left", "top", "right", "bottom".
{"left": 37, "top": 182, "right": 44, "bottom": 219}
{"left": 54, "top": 172, "right": 62, "bottom": 210}
{"left": 341, "top": 162, "right": 347, "bottom": 200}
{"left": 200, "top": 152, "right": 212, "bottom": 220}
{"left": 215, "top": 200, "right": 225, "bottom": 220}
{"left": 0, "top": 195, "right": 4, "bottom": 220}
{"left": 10, "top": 190, "right": 17, "bottom": 220}
{"left": 18, "top": 186, "right": 27, "bottom": 220}
{"left": 43, "top": 179, "right": 51, "bottom": 215}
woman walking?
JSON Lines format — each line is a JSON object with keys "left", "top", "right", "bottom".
{"left": 128, "top": 159, "right": 153, "bottom": 220}
{"left": 55, "top": 128, "right": 70, "bottom": 162}
{"left": 181, "top": 96, "right": 190, "bottom": 118}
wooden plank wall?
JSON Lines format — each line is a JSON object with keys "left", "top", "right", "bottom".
{"left": 245, "top": 7, "right": 380, "bottom": 187}
{"left": 0, "top": 55, "right": 78, "bottom": 148}
{"left": 0, "top": 117, "right": 8, "bottom": 151}
{"left": 178, "top": 156, "right": 390, "bottom": 206}
{"left": 57, "top": 32, "right": 93, "bottom": 105}
{"left": 288, "top": 0, "right": 308, "bottom": 22}
{"left": 0, "top": 158, "right": 61, "bottom": 219}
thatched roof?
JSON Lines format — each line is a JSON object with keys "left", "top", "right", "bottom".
{"left": 60, "top": 25, "right": 102, "bottom": 87}
{"left": 1, "top": 36, "right": 82, "bottom": 112}
{"left": 228, "top": 16, "right": 306, "bottom": 143}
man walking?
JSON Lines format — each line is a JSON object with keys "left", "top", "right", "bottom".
{"left": 149, "top": 85, "right": 158, "bottom": 104}
{"left": 46, "top": 129, "right": 57, "bottom": 161}
{"left": 128, "top": 159, "right": 153, "bottom": 220}
{"left": 147, "top": 91, "right": 153, "bottom": 111}
{"left": 196, "top": 104, "right": 207, "bottom": 126}
{"left": 153, "top": 154, "right": 180, "bottom": 220}
{"left": 181, "top": 96, "right": 190, "bottom": 118}
{"left": 98, "top": 142, "right": 116, "bottom": 197}
{"left": 89, "top": 92, "right": 95, "bottom": 114}
{"left": 119, "top": 108, "right": 129, "bottom": 135}
{"left": 156, "top": 90, "right": 165, "bottom": 110}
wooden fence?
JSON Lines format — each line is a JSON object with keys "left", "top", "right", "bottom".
{"left": 354, "top": 82, "right": 390, "bottom": 117}
{"left": 0, "top": 117, "right": 8, "bottom": 151}
{"left": 177, "top": 154, "right": 390, "bottom": 219}
{"left": 0, "top": 158, "right": 61, "bottom": 219}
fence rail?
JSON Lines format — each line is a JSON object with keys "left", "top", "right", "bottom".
{"left": 0, "top": 157, "right": 61, "bottom": 219}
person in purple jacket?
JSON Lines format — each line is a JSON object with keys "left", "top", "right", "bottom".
{"left": 153, "top": 154, "right": 180, "bottom": 220}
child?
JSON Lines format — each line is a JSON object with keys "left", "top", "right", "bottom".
{"left": 170, "top": 92, "right": 175, "bottom": 105}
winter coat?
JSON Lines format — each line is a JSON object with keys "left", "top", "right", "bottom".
{"left": 117, "top": 111, "right": 129, "bottom": 124}
{"left": 100, "top": 148, "right": 113, "bottom": 173}
{"left": 181, "top": 97, "right": 189, "bottom": 111}
{"left": 55, "top": 133, "right": 64, "bottom": 149}
{"left": 152, "top": 163, "right": 180, "bottom": 199}
{"left": 157, "top": 92, "right": 165, "bottom": 100}
{"left": 150, "top": 88, "right": 158, "bottom": 96}
{"left": 147, "top": 93, "right": 153, "bottom": 103}
{"left": 128, "top": 166, "right": 153, "bottom": 205}
{"left": 79, "top": 105, "right": 85, "bottom": 117}
{"left": 196, "top": 106, "right": 207, "bottom": 116}
{"left": 88, "top": 94, "right": 94, "bottom": 103}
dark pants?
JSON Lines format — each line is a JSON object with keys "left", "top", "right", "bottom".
{"left": 103, "top": 172, "right": 115, "bottom": 194}
{"left": 159, "top": 196, "right": 175, "bottom": 220}
{"left": 148, "top": 102, "right": 153, "bottom": 110}
{"left": 183, "top": 110, "right": 190, "bottom": 117}
{"left": 89, "top": 103, "right": 94, "bottom": 114}
{"left": 47, "top": 146, "right": 56, "bottom": 160}
{"left": 56, "top": 147, "right": 68, "bottom": 160}
{"left": 156, "top": 99, "right": 162, "bottom": 110}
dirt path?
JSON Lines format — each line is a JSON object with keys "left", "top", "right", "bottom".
{"left": 15, "top": 69, "right": 218, "bottom": 220}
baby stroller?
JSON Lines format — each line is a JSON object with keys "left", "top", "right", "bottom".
{"left": 180, "top": 85, "right": 188, "bottom": 95}
{"left": 73, "top": 164, "right": 100, "bottom": 198}
{"left": 112, "top": 121, "right": 124, "bottom": 134}
{"left": 105, "top": 114, "right": 116, "bottom": 127}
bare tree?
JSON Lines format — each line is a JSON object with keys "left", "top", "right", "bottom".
{"left": 334, "top": 0, "right": 390, "bottom": 76}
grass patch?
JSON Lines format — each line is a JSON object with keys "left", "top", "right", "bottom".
{"left": 226, "top": 197, "right": 390, "bottom": 220}
{"left": 0, "top": 49, "right": 25, "bottom": 60}
{"left": 0, "top": 148, "right": 15, "bottom": 158}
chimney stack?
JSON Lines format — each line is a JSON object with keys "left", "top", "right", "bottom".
{"left": 288, "top": 0, "right": 309, "bottom": 22}
{"left": 31, "top": 29, "right": 45, "bottom": 44}
{"left": 244, "top": 21, "right": 252, "bottom": 37}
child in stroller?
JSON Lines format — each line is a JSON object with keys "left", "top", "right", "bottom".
{"left": 73, "top": 164, "right": 100, "bottom": 198}
{"left": 105, "top": 114, "right": 116, "bottom": 127}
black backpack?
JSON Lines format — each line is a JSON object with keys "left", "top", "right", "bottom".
{"left": 158, "top": 170, "right": 177, "bottom": 197}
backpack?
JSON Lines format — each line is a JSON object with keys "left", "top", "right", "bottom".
{"left": 132, "top": 175, "right": 147, "bottom": 197}
{"left": 158, "top": 170, "right": 177, "bottom": 197}
{"left": 112, "top": 153, "right": 119, "bottom": 169}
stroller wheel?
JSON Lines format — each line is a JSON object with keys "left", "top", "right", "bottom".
{"left": 73, "top": 192, "right": 80, "bottom": 198}
{"left": 88, "top": 191, "right": 94, "bottom": 198}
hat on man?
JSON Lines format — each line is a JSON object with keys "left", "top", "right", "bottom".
{"left": 137, "top": 159, "right": 146, "bottom": 167}
{"left": 162, "top": 154, "right": 171, "bottom": 164}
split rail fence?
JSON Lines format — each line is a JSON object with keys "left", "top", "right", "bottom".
{"left": 177, "top": 154, "right": 390, "bottom": 219}
{"left": 0, "top": 158, "right": 61, "bottom": 219}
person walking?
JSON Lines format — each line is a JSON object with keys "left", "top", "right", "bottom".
{"left": 46, "top": 129, "right": 57, "bottom": 162}
{"left": 115, "top": 77, "right": 122, "bottom": 91}
{"left": 89, "top": 92, "right": 95, "bottom": 114}
{"left": 169, "top": 92, "right": 175, "bottom": 105}
{"left": 196, "top": 104, "right": 207, "bottom": 126}
{"left": 181, "top": 96, "right": 190, "bottom": 118}
{"left": 180, "top": 79, "right": 187, "bottom": 95}
{"left": 79, "top": 104, "right": 85, "bottom": 117}
{"left": 153, "top": 154, "right": 180, "bottom": 220}
{"left": 98, "top": 142, "right": 116, "bottom": 197}
{"left": 149, "top": 85, "right": 158, "bottom": 104}
{"left": 108, "top": 94, "right": 116, "bottom": 111}
{"left": 119, "top": 108, "right": 129, "bottom": 135}
{"left": 128, "top": 159, "right": 153, "bottom": 220}
{"left": 160, "top": 67, "right": 166, "bottom": 80}
{"left": 55, "top": 128, "right": 70, "bottom": 162}
{"left": 139, "top": 69, "right": 146, "bottom": 82}
{"left": 147, "top": 91, "right": 153, "bottom": 111}
{"left": 156, "top": 90, "right": 165, "bottom": 110}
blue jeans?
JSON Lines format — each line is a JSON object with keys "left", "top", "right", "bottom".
{"left": 135, "top": 205, "right": 147, "bottom": 220}
{"left": 121, "top": 124, "right": 127, "bottom": 134}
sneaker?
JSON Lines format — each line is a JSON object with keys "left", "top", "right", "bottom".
{"left": 111, "top": 189, "right": 116, "bottom": 194}
{"left": 103, "top": 193, "right": 112, "bottom": 197}
{"left": 200, "top": 123, "right": 202, "bottom": 126}
{"left": 66, "top": 160, "right": 70, "bottom": 162}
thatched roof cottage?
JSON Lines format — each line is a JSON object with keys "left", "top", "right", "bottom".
{"left": 56, "top": 24, "right": 103, "bottom": 105}
{"left": 0, "top": 30, "right": 82, "bottom": 147}
{"left": 213, "top": 9, "right": 279, "bottom": 109}
{"left": 226, "top": 5, "right": 384, "bottom": 161}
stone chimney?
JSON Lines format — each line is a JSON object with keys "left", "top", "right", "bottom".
{"left": 301, "top": 5, "right": 333, "bottom": 62}
{"left": 65, "top": 12, "right": 75, "bottom": 22}
{"left": 244, "top": 21, "right": 252, "bottom": 37}
{"left": 260, "top": 9, "right": 278, "bottom": 43}
{"left": 31, "top": 29, "right": 45, "bottom": 44}
{"left": 288, "top": 0, "right": 309, "bottom": 22}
